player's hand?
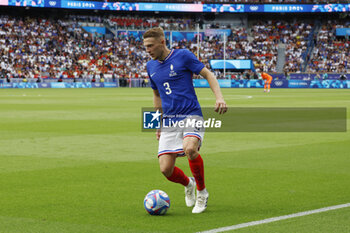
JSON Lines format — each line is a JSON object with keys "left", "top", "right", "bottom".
{"left": 156, "top": 129, "right": 161, "bottom": 140}
{"left": 215, "top": 99, "right": 227, "bottom": 114}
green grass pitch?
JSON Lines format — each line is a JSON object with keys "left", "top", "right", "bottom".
{"left": 0, "top": 88, "right": 349, "bottom": 233}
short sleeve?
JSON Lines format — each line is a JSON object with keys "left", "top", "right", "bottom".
{"left": 183, "top": 49, "right": 205, "bottom": 75}
{"left": 146, "top": 63, "right": 157, "bottom": 90}
{"left": 150, "top": 78, "right": 157, "bottom": 90}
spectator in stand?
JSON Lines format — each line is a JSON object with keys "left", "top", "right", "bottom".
{"left": 100, "top": 73, "right": 105, "bottom": 83}
{"left": 142, "top": 78, "right": 149, "bottom": 87}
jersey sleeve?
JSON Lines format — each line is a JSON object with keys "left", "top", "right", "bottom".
{"left": 146, "top": 63, "right": 157, "bottom": 90}
{"left": 182, "top": 49, "right": 205, "bottom": 75}
{"left": 150, "top": 78, "right": 157, "bottom": 90}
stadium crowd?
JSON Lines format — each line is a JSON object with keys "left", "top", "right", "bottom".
{"left": 0, "top": 13, "right": 349, "bottom": 82}
{"left": 0, "top": 15, "right": 149, "bottom": 81}
{"left": 307, "top": 20, "right": 350, "bottom": 73}
{"left": 281, "top": 21, "right": 313, "bottom": 73}
{"left": 192, "top": 20, "right": 313, "bottom": 74}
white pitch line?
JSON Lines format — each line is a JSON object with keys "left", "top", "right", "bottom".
{"left": 199, "top": 203, "right": 350, "bottom": 233}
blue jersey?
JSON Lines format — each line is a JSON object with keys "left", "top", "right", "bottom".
{"left": 147, "top": 49, "right": 205, "bottom": 119}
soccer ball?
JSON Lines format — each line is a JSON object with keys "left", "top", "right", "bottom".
{"left": 144, "top": 190, "right": 170, "bottom": 215}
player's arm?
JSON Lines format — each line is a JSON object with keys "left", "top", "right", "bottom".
{"left": 153, "top": 89, "right": 162, "bottom": 140}
{"left": 199, "top": 67, "right": 227, "bottom": 114}
{"left": 153, "top": 89, "right": 161, "bottom": 111}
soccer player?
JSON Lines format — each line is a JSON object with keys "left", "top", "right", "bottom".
{"left": 261, "top": 72, "right": 273, "bottom": 93}
{"left": 143, "top": 27, "right": 227, "bottom": 214}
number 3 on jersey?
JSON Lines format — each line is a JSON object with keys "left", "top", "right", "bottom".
{"left": 163, "top": 82, "right": 172, "bottom": 95}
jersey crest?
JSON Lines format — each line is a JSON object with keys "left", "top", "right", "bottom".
{"left": 169, "top": 64, "right": 177, "bottom": 77}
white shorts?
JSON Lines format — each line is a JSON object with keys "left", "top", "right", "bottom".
{"left": 158, "top": 115, "right": 205, "bottom": 157}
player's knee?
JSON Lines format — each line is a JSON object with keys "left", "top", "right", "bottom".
{"left": 184, "top": 147, "right": 198, "bottom": 160}
{"left": 160, "top": 165, "right": 173, "bottom": 178}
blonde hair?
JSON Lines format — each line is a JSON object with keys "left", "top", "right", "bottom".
{"left": 143, "top": 27, "right": 165, "bottom": 39}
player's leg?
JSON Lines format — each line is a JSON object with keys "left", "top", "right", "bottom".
{"left": 158, "top": 129, "right": 195, "bottom": 207}
{"left": 183, "top": 136, "right": 209, "bottom": 213}
{"left": 267, "top": 79, "right": 272, "bottom": 92}
{"left": 264, "top": 80, "right": 267, "bottom": 92}
{"left": 183, "top": 136, "right": 204, "bottom": 190}
{"left": 159, "top": 153, "right": 189, "bottom": 186}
